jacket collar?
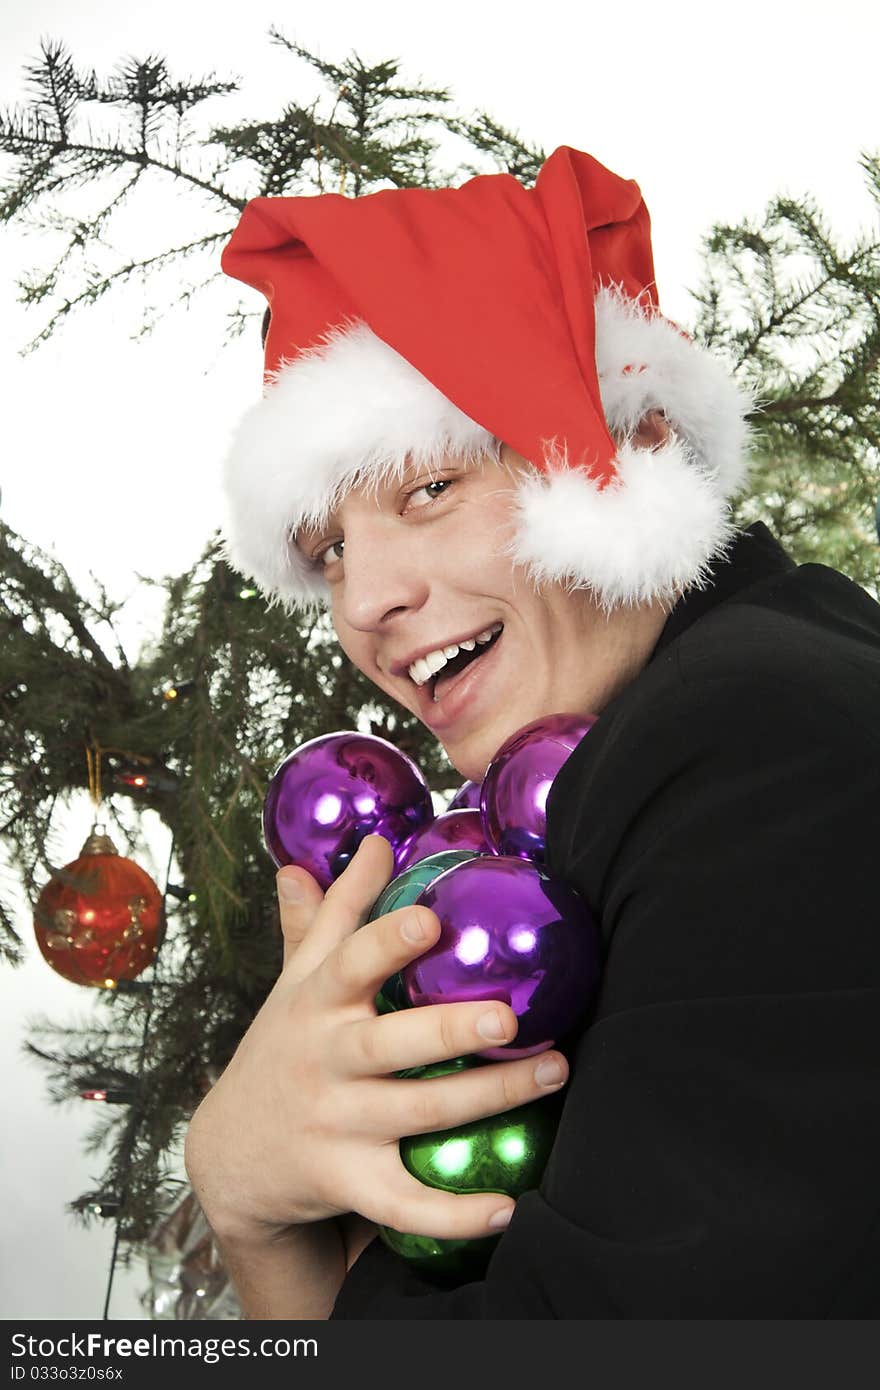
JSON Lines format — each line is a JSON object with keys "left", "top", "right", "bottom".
{"left": 651, "top": 522, "right": 797, "bottom": 660}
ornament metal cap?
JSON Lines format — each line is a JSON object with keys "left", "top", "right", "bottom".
{"left": 81, "top": 824, "right": 119, "bottom": 857}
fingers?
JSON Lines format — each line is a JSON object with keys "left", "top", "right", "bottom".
{"left": 376, "top": 1050, "right": 568, "bottom": 1138}
{"left": 316, "top": 896, "right": 442, "bottom": 1007}
{"left": 276, "top": 867, "right": 324, "bottom": 971}
{"left": 340, "top": 999, "right": 520, "bottom": 1076}
{"left": 354, "top": 1165, "right": 516, "bottom": 1242}
{"left": 293, "top": 835, "right": 396, "bottom": 980}
{"left": 328, "top": 1047, "right": 568, "bottom": 1140}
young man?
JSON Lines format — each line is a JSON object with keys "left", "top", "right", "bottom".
{"left": 184, "top": 147, "right": 880, "bottom": 1318}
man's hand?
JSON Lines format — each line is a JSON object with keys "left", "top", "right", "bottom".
{"left": 184, "top": 835, "right": 569, "bottom": 1245}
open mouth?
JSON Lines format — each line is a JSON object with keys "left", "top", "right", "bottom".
{"left": 429, "top": 625, "right": 504, "bottom": 703}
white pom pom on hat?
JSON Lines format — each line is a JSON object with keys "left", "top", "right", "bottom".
{"left": 220, "top": 146, "right": 752, "bottom": 612}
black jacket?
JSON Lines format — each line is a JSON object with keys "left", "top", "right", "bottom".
{"left": 331, "top": 523, "right": 880, "bottom": 1318}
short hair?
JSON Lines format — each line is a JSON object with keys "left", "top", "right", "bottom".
{"left": 261, "top": 307, "right": 271, "bottom": 348}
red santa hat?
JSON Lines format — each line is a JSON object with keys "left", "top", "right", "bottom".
{"left": 220, "top": 146, "right": 751, "bottom": 611}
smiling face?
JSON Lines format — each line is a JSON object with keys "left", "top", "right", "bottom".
{"left": 295, "top": 444, "right": 672, "bottom": 781}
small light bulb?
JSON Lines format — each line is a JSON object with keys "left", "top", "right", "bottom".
{"left": 103, "top": 978, "right": 117, "bottom": 990}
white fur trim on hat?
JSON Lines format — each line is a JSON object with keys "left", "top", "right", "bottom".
{"left": 504, "top": 435, "right": 737, "bottom": 610}
{"left": 594, "top": 286, "right": 751, "bottom": 500}
{"left": 221, "top": 296, "right": 752, "bottom": 611}
{"left": 221, "top": 322, "right": 495, "bottom": 612}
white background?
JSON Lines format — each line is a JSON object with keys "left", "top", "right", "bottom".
{"left": 0, "top": 0, "right": 877, "bottom": 1320}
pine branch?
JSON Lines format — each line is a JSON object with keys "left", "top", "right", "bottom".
{"left": 759, "top": 350, "right": 879, "bottom": 416}
{"left": 444, "top": 113, "right": 546, "bottom": 184}
{"left": 31, "top": 136, "right": 245, "bottom": 211}
{"left": 19, "top": 230, "right": 231, "bottom": 352}
{"left": 24, "top": 38, "right": 79, "bottom": 143}
{"left": 269, "top": 28, "right": 451, "bottom": 111}
{"left": 1, "top": 40, "right": 245, "bottom": 348}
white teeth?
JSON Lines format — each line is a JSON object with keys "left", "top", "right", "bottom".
{"left": 410, "top": 657, "right": 433, "bottom": 685}
{"left": 407, "top": 623, "right": 503, "bottom": 686}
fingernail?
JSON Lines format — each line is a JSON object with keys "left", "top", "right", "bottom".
{"left": 402, "top": 913, "right": 428, "bottom": 943}
{"left": 534, "top": 1058, "right": 566, "bottom": 1088}
{"left": 476, "top": 1009, "right": 508, "bottom": 1042}
{"left": 278, "top": 875, "right": 303, "bottom": 903}
{"left": 488, "top": 1206, "right": 514, "bottom": 1231}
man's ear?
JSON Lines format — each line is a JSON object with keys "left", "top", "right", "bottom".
{"left": 629, "top": 408, "right": 672, "bottom": 451}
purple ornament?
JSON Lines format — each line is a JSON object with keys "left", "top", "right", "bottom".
{"left": 447, "top": 780, "right": 481, "bottom": 811}
{"left": 481, "top": 713, "right": 596, "bottom": 863}
{"left": 263, "top": 731, "right": 434, "bottom": 890}
{"left": 396, "top": 810, "right": 493, "bottom": 872}
{"left": 405, "top": 856, "right": 601, "bottom": 1061}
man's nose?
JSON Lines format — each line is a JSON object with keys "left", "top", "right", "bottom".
{"left": 336, "top": 521, "right": 430, "bottom": 630}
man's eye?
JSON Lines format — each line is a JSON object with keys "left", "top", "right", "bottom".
{"left": 407, "top": 478, "right": 454, "bottom": 508}
{"left": 317, "top": 539, "right": 344, "bottom": 568}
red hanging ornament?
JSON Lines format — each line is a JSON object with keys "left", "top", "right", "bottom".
{"left": 33, "top": 825, "right": 163, "bottom": 989}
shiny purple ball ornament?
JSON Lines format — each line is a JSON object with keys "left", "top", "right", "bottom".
{"left": 447, "top": 780, "right": 481, "bottom": 811}
{"left": 396, "top": 810, "right": 493, "bottom": 872}
{"left": 405, "top": 856, "right": 601, "bottom": 1060}
{"left": 263, "top": 732, "right": 434, "bottom": 890}
{"left": 481, "top": 713, "right": 596, "bottom": 863}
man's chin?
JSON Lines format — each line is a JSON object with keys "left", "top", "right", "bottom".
{"left": 437, "top": 728, "right": 501, "bottom": 786}
{"left": 417, "top": 693, "right": 539, "bottom": 783}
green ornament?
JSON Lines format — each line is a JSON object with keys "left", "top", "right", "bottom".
{"left": 379, "top": 1056, "right": 564, "bottom": 1279}
{"left": 368, "top": 851, "right": 478, "bottom": 1014}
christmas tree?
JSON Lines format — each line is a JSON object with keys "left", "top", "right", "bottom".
{"left": 1, "top": 31, "right": 878, "bottom": 1310}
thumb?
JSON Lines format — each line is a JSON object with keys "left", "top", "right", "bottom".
{"left": 276, "top": 867, "right": 325, "bottom": 971}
